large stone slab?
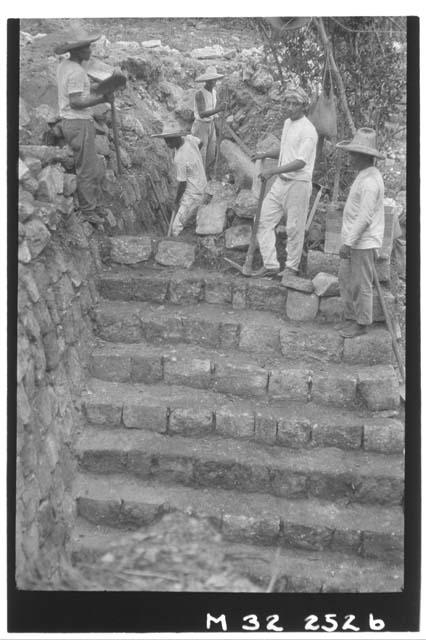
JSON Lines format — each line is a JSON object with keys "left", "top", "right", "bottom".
{"left": 312, "top": 272, "right": 340, "bottom": 297}
{"left": 311, "top": 372, "right": 358, "bottom": 407}
{"left": 225, "top": 223, "right": 252, "bottom": 249}
{"left": 196, "top": 200, "right": 227, "bottom": 235}
{"left": 215, "top": 405, "right": 255, "bottom": 439}
{"left": 155, "top": 240, "right": 195, "bottom": 268}
{"left": 220, "top": 139, "right": 256, "bottom": 189}
{"left": 268, "top": 369, "right": 310, "bottom": 401}
{"left": 286, "top": 290, "right": 319, "bottom": 321}
{"left": 163, "top": 355, "right": 211, "bottom": 389}
{"left": 357, "top": 365, "right": 400, "bottom": 411}
{"left": 213, "top": 362, "right": 268, "bottom": 397}
{"left": 246, "top": 279, "right": 287, "bottom": 313}
{"left": 110, "top": 236, "right": 153, "bottom": 264}
{"left": 233, "top": 189, "right": 258, "bottom": 219}
{"left": 363, "top": 420, "right": 404, "bottom": 454}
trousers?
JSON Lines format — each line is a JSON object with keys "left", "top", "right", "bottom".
{"left": 338, "top": 248, "right": 376, "bottom": 325}
{"left": 256, "top": 178, "right": 312, "bottom": 271}
{"left": 172, "top": 191, "right": 205, "bottom": 236}
{"left": 191, "top": 120, "right": 216, "bottom": 176}
{"left": 62, "top": 119, "right": 99, "bottom": 212}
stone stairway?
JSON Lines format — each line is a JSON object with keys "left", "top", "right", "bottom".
{"left": 72, "top": 237, "right": 404, "bottom": 592}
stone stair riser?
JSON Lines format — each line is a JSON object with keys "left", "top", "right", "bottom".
{"left": 89, "top": 350, "right": 400, "bottom": 411}
{"left": 94, "top": 306, "right": 394, "bottom": 368}
{"left": 97, "top": 272, "right": 392, "bottom": 324}
{"left": 77, "top": 448, "right": 403, "bottom": 507}
{"left": 83, "top": 397, "right": 404, "bottom": 454}
{"left": 75, "top": 495, "right": 403, "bottom": 563}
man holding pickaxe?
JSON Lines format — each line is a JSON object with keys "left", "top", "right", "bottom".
{"left": 251, "top": 86, "right": 318, "bottom": 282}
{"left": 55, "top": 29, "right": 114, "bottom": 225}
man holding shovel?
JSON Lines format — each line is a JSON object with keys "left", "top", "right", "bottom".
{"left": 152, "top": 126, "right": 207, "bottom": 237}
{"left": 335, "top": 127, "right": 385, "bottom": 338}
{"left": 251, "top": 86, "right": 318, "bottom": 281}
{"left": 55, "top": 29, "right": 113, "bottom": 224}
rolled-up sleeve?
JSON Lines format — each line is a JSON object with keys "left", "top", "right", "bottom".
{"left": 67, "top": 68, "right": 86, "bottom": 95}
{"left": 345, "top": 179, "right": 378, "bottom": 246}
{"left": 175, "top": 159, "right": 187, "bottom": 183}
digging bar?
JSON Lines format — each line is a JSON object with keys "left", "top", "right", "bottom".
{"left": 224, "top": 176, "right": 268, "bottom": 276}
{"left": 147, "top": 174, "right": 170, "bottom": 234}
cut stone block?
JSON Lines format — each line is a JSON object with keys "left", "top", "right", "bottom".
{"left": 312, "top": 272, "right": 340, "bottom": 297}
{"left": 168, "top": 407, "right": 213, "bottom": 435}
{"left": 276, "top": 418, "right": 311, "bottom": 448}
{"left": 18, "top": 159, "right": 30, "bottom": 181}
{"left": 63, "top": 173, "right": 77, "bottom": 196}
{"left": 204, "top": 274, "right": 233, "bottom": 305}
{"left": 363, "top": 420, "right": 404, "bottom": 454}
{"left": 110, "top": 236, "right": 153, "bottom": 264}
{"left": 90, "top": 353, "right": 131, "bottom": 382}
{"left": 20, "top": 144, "right": 75, "bottom": 168}
{"left": 163, "top": 355, "right": 211, "bottom": 389}
{"left": 246, "top": 279, "right": 287, "bottom": 313}
{"left": 169, "top": 276, "right": 204, "bottom": 304}
{"left": 222, "top": 513, "right": 279, "bottom": 545}
{"left": 357, "top": 365, "right": 400, "bottom": 411}
{"left": 233, "top": 189, "right": 258, "bottom": 219}
{"left": 131, "top": 353, "right": 163, "bottom": 383}
{"left": 155, "top": 240, "right": 195, "bottom": 268}
{"left": 307, "top": 250, "right": 339, "bottom": 278}
{"left": 24, "top": 156, "right": 42, "bottom": 177}
{"left": 286, "top": 291, "right": 319, "bottom": 321}
{"left": 254, "top": 411, "right": 277, "bottom": 444}
{"left": 281, "top": 522, "right": 334, "bottom": 552}
{"left": 37, "top": 165, "right": 64, "bottom": 202}
{"left": 240, "top": 323, "right": 280, "bottom": 353}
{"left": 215, "top": 406, "right": 254, "bottom": 439}
{"left": 84, "top": 399, "right": 122, "bottom": 427}
{"left": 280, "top": 326, "right": 344, "bottom": 363}
{"left": 122, "top": 402, "right": 167, "bottom": 433}
{"left": 311, "top": 423, "right": 363, "bottom": 450}
{"left": 196, "top": 200, "right": 227, "bottom": 235}
{"left": 213, "top": 362, "right": 267, "bottom": 397}
{"left": 23, "top": 219, "right": 51, "bottom": 258}
{"left": 281, "top": 275, "right": 314, "bottom": 294}
{"left": 311, "top": 372, "right": 358, "bottom": 407}
{"left": 268, "top": 369, "right": 310, "bottom": 401}
{"left": 225, "top": 223, "right": 252, "bottom": 249}
{"left": 319, "top": 297, "right": 344, "bottom": 323}
{"left": 343, "top": 330, "right": 393, "bottom": 365}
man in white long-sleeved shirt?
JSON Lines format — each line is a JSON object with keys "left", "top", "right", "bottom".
{"left": 335, "top": 128, "right": 385, "bottom": 338}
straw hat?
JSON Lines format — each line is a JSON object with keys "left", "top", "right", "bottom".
{"left": 195, "top": 66, "right": 225, "bottom": 83}
{"left": 336, "top": 127, "right": 385, "bottom": 159}
{"left": 54, "top": 28, "right": 100, "bottom": 55}
{"left": 151, "top": 124, "right": 187, "bottom": 139}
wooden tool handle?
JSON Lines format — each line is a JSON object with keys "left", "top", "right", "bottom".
{"left": 242, "top": 177, "right": 267, "bottom": 275}
{"left": 332, "top": 150, "right": 342, "bottom": 203}
{"left": 110, "top": 98, "right": 123, "bottom": 175}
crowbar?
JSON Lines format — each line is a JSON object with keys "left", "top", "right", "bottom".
{"left": 224, "top": 176, "right": 268, "bottom": 276}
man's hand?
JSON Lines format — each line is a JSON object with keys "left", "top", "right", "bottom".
{"left": 103, "top": 92, "right": 114, "bottom": 104}
{"left": 251, "top": 152, "right": 264, "bottom": 161}
{"left": 339, "top": 244, "right": 351, "bottom": 259}
{"left": 259, "top": 169, "right": 275, "bottom": 181}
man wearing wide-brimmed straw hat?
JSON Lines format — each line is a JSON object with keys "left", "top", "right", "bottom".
{"left": 192, "top": 66, "right": 225, "bottom": 178}
{"left": 335, "top": 127, "right": 385, "bottom": 338}
{"left": 152, "top": 125, "right": 207, "bottom": 236}
{"left": 55, "top": 29, "right": 113, "bottom": 224}
{"left": 251, "top": 85, "right": 318, "bottom": 281}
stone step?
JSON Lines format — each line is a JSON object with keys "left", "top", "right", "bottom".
{"left": 73, "top": 474, "right": 403, "bottom": 564}
{"left": 97, "top": 265, "right": 393, "bottom": 324}
{"left": 94, "top": 300, "right": 395, "bottom": 370}
{"left": 76, "top": 426, "right": 404, "bottom": 507}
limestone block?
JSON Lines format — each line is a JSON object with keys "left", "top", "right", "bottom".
{"left": 95, "top": 134, "right": 111, "bottom": 157}
{"left": 36, "top": 202, "right": 60, "bottom": 230}
{"left": 282, "top": 274, "right": 314, "bottom": 294}
{"left": 357, "top": 365, "right": 400, "bottom": 411}
{"left": 23, "top": 219, "right": 51, "bottom": 258}
{"left": 194, "top": 458, "right": 269, "bottom": 493}
{"left": 163, "top": 355, "right": 211, "bottom": 389}
{"left": 270, "top": 469, "right": 308, "bottom": 499}
{"left": 312, "top": 272, "right": 340, "bottom": 297}
{"left": 311, "top": 423, "right": 363, "bottom": 450}
{"left": 21, "top": 175, "right": 39, "bottom": 195}
{"left": 222, "top": 513, "right": 279, "bottom": 544}
{"left": 343, "top": 329, "right": 393, "bottom": 365}
{"left": 213, "top": 361, "right": 267, "bottom": 397}
{"left": 20, "top": 144, "right": 75, "bottom": 170}
{"left": 191, "top": 45, "right": 227, "bottom": 58}
{"left": 24, "top": 156, "right": 42, "bottom": 177}
{"left": 363, "top": 420, "right": 404, "bottom": 454}
{"left": 37, "top": 165, "right": 64, "bottom": 202}
{"left": 18, "top": 190, "right": 35, "bottom": 222}
{"left": 174, "top": 89, "right": 196, "bottom": 122}
{"left": 307, "top": 250, "right": 339, "bottom": 278}
{"left": 110, "top": 236, "right": 153, "bottom": 264}
{"left": 254, "top": 410, "right": 277, "bottom": 444}
{"left": 123, "top": 402, "right": 167, "bottom": 433}
{"left": 18, "top": 159, "right": 30, "bottom": 181}
{"left": 155, "top": 240, "right": 195, "bottom": 268}
{"left": 196, "top": 200, "right": 227, "bottom": 235}
{"left": 91, "top": 353, "right": 131, "bottom": 383}
{"left": 169, "top": 276, "right": 203, "bottom": 304}
{"left": 240, "top": 323, "right": 280, "bottom": 353}
{"left": 281, "top": 522, "right": 334, "bottom": 552}
{"left": 286, "top": 290, "right": 319, "bottom": 321}
{"left": 120, "top": 113, "right": 145, "bottom": 136}
{"left": 276, "top": 418, "right": 311, "bottom": 448}
{"left": 311, "top": 371, "right": 358, "bottom": 407}
{"left": 215, "top": 405, "right": 254, "bottom": 438}
{"left": 362, "top": 531, "right": 403, "bottom": 562}
{"left": 233, "top": 189, "right": 258, "bottom": 219}
{"left": 168, "top": 407, "right": 213, "bottom": 435}
{"left": 318, "top": 297, "right": 343, "bottom": 323}
{"left": 225, "top": 223, "right": 252, "bottom": 249}
{"left": 204, "top": 273, "right": 232, "bottom": 305}
{"left": 18, "top": 241, "right": 32, "bottom": 263}
{"left": 220, "top": 139, "right": 256, "bottom": 189}
{"left": 231, "top": 280, "right": 247, "bottom": 309}
{"left": 219, "top": 322, "right": 240, "bottom": 349}
{"left": 19, "top": 97, "right": 31, "bottom": 127}
{"left": 159, "top": 80, "right": 184, "bottom": 110}
{"left": 268, "top": 369, "right": 311, "bottom": 401}
{"left": 246, "top": 279, "right": 287, "bottom": 313}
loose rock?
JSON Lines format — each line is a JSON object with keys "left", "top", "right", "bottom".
{"left": 155, "top": 240, "right": 195, "bottom": 268}
{"left": 225, "top": 224, "right": 252, "bottom": 249}
{"left": 312, "top": 272, "right": 340, "bottom": 297}
{"left": 110, "top": 236, "right": 153, "bottom": 264}
{"left": 196, "top": 200, "right": 227, "bottom": 235}
{"left": 286, "top": 291, "right": 319, "bottom": 321}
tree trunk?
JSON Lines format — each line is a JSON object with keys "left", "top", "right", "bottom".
{"left": 313, "top": 17, "right": 356, "bottom": 136}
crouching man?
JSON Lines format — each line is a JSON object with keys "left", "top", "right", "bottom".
{"left": 336, "top": 127, "right": 385, "bottom": 338}
{"left": 152, "top": 126, "right": 207, "bottom": 236}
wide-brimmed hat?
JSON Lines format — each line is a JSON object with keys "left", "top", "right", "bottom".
{"left": 151, "top": 125, "right": 187, "bottom": 139}
{"left": 54, "top": 29, "right": 100, "bottom": 55}
{"left": 336, "top": 127, "right": 385, "bottom": 159}
{"left": 195, "top": 66, "right": 225, "bottom": 83}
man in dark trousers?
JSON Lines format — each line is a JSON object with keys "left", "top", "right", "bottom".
{"left": 55, "top": 30, "right": 113, "bottom": 224}
{"left": 192, "top": 66, "right": 225, "bottom": 178}
{"left": 336, "top": 127, "right": 385, "bottom": 338}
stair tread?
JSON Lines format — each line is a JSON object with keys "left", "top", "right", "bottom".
{"left": 77, "top": 424, "right": 404, "bottom": 479}
{"left": 73, "top": 473, "right": 403, "bottom": 533}
{"left": 84, "top": 377, "right": 399, "bottom": 426}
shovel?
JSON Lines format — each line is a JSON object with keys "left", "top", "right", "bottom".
{"left": 224, "top": 176, "right": 268, "bottom": 276}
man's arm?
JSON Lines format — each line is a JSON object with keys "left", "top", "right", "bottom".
{"left": 69, "top": 91, "right": 113, "bottom": 110}
{"left": 175, "top": 181, "right": 186, "bottom": 210}
{"left": 260, "top": 159, "right": 305, "bottom": 180}
{"left": 251, "top": 149, "right": 280, "bottom": 161}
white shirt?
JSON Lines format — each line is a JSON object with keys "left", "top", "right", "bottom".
{"left": 193, "top": 87, "right": 217, "bottom": 122}
{"left": 175, "top": 135, "right": 207, "bottom": 196}
{"left": 341, "top": 166, "right": 385, "bottom": 249}
{"left": 279, "top": 115, "right": 318, "bottom": 182}
{"left": 57, "top": 59, "right": 93, "bottom": 120}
